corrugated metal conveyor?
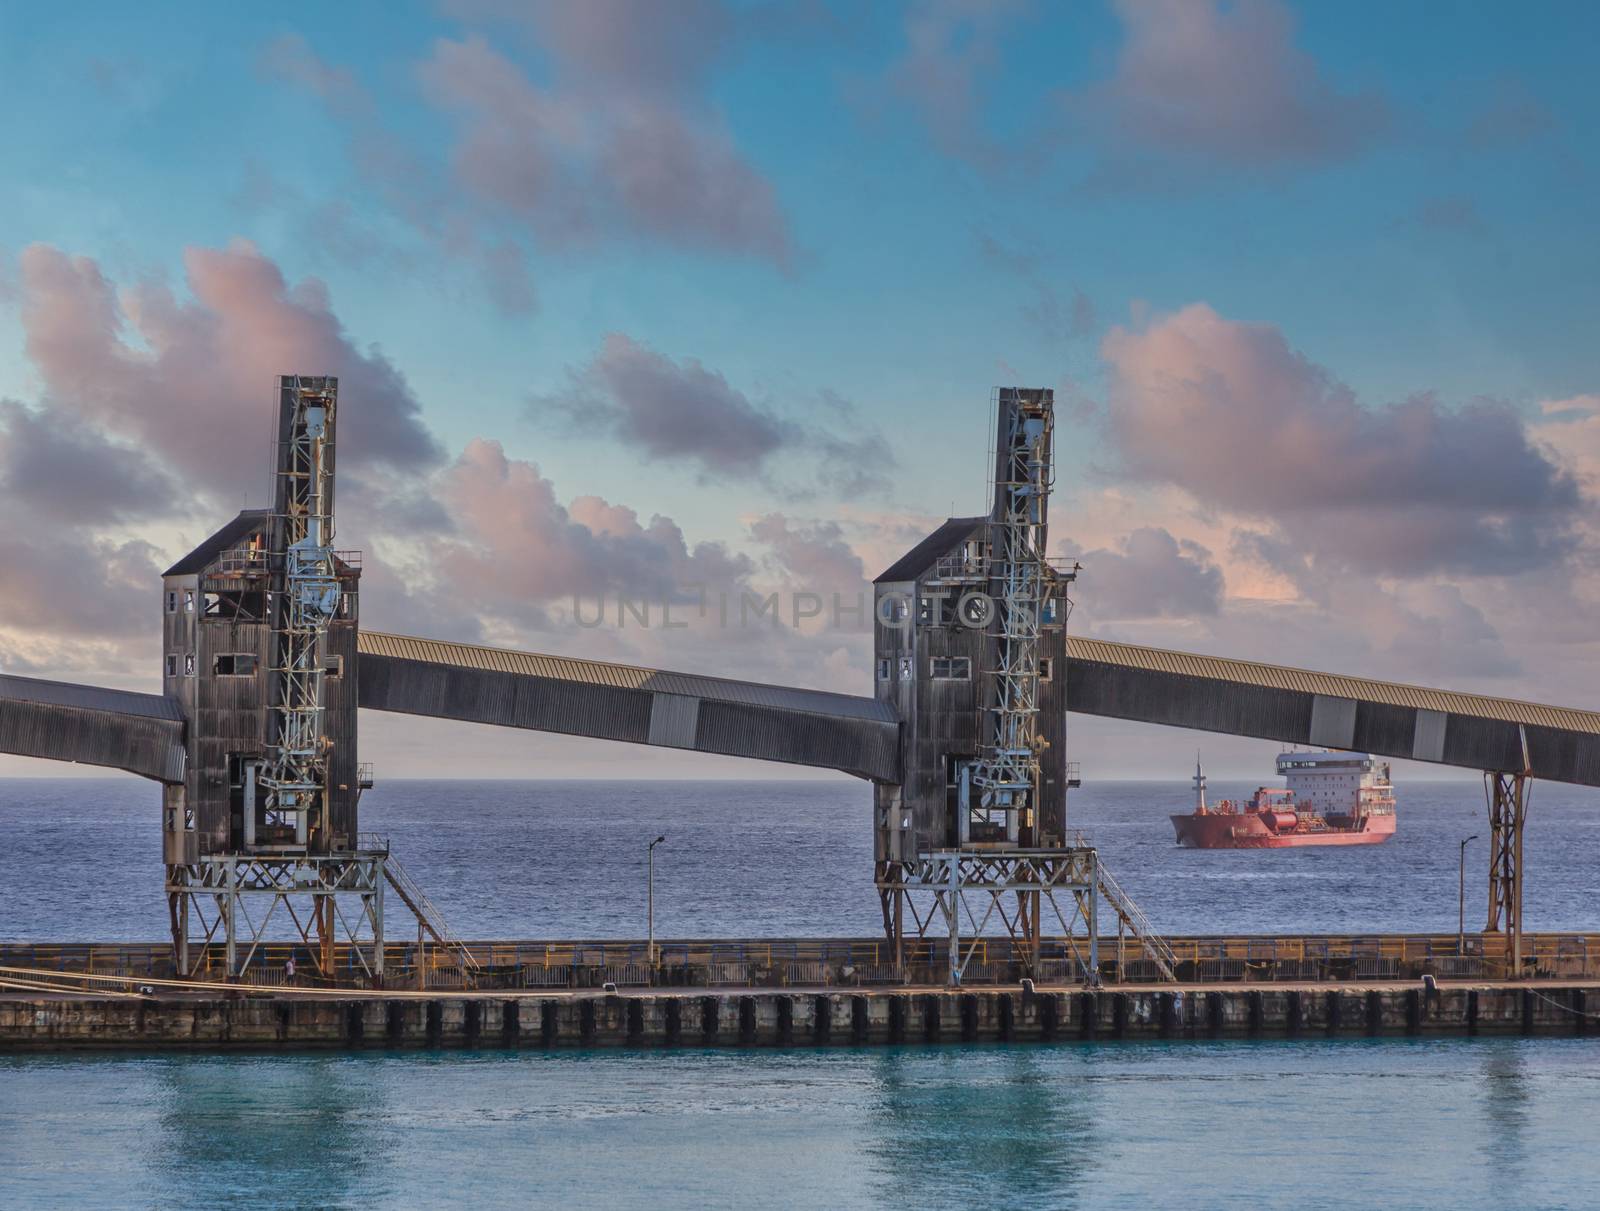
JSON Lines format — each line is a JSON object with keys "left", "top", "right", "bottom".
{"left": 356, "top": 632, "right": 901, "bottom": 782}
{"left": 0, "top": 675, "right": 185, "bottom": 783}
{"left": 1067, "top": 637, "right": 1600, "bottom": 787}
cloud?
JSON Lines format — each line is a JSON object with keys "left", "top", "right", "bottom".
{"left": 1466, "top": 77, "right": 1554, "bottom": 150}
{"left": 260, "top": 32, "right": 371, "bottom": 119}
{"left": 886, "top": 0, "right": 1030, "bottom": 162}
{"left": 418, "top": 33, "right": 792, "bottom": 266}
{"left": 533, "top": 333, "right": 893, "bottom": 492}
{"left": 0, "top": 399, "right": 177, "bottom": 525}
{"left": 19, "top": 241, "right": 444, "bottom": 505}
{"left": 1101, "top": 303, "right": 1582, "bottom": 575}
{"left": 1066, "top": 0, "right": 1388, "bottom": 175}
{"left": 431, "top": 437, "right": 754, "bottom": 620}
{"left": 1077, "top": 527, "right": 1223, "bottom": 620}
{"left": 1415, "top": 195, "right": 1483, "bottom": 232}
{"left": 1535, "top": 394, "right": 1600, "bottom": 492}
{"left": 537, "top": 333, "right": 791, "bottom": 473}
{"left": 977, "top": 231, "right": 1097, "bottom": 344}
{"left": 0, "top": 528, "right": 164, "bottom": 640}
{"left": 749, "top": 512, "right": 868, "bottom": 598}
{"left": 444, "top": 0, "right": 733, "bottom": 100}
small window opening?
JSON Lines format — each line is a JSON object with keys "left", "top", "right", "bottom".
{"left": 324, "top": 655, "right": 344, "bottom": 678}
{"left": 183, "top": 653, "right": 195, "bottom": 676}
{"left": 166, "top": 591, "right": 177, "bottom": 613}
{"left": 166, "top": 655, "right": 177, "bottom": 677}
{"left": 930, "top": 657, "right": 972, "bottom": 680}
{"left": 897, "top": 655, "right": 914, "bottom": 680}
{"left": 1040, "top": 658, "right": 1054, "bottom": 681}
{"left": 213, "top": 653, "right": 258, "bottom": 676}
{"left": 876, "top": 658, "right": 891, "bottom": 680}
{"left": 183, "top": 589, "right": 195, "bottom": 614}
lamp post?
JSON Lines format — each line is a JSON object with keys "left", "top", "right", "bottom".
{"left": 1459, "top": 834, "right": 1478, "bottom": 955}
{"left": 648, "top": 835, "right": 666, "bottom": 964}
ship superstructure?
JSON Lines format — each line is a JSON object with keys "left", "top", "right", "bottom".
{"left": 1172, "top": 751, "right": 1397, "bottom": 848}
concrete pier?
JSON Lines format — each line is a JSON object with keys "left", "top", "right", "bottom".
{"left": 1, "top": 983, "right": 1593, "bottom": 1051}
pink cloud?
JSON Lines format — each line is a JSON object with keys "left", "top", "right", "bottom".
{"left": 20, "top": 241, "right": 442, "bottom": 502}
{"left": 1101, "top": 303, "right": 1582, "bottom": 574}
{"left": 1070, "top": 0, "right": 1388, "bottom": 169}
{"left": 1075, "top": 526, "right": 1223, "bottom": 621}
{"left": 419, "top": 34, "right": 792, "bottom": 265}
{"left": 432, "top": 437, "right": 755, "bottom": 617}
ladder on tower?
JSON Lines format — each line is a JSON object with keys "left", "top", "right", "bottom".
{"left": 384, "top": 853, "right": 481, "bottom": 974}
{"left": 1093, "top": 855, "right": 1178, "bottom": 981}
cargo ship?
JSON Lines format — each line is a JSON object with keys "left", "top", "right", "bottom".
{"left": 1171, "top": 751, "right": 1397, "bottom": 848}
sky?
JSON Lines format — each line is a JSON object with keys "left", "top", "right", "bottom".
{"left": 0, "top": 0, "right": 1597, "bottom": 783}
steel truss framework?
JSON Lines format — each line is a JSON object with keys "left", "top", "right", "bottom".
{"left": 259, "top": 376, "right": 341, "bottom": 847}
{"left": 166, "top": 851, "right": 386, "bottom": 980}
{"left": 963, "top": 388, "right": 1054, "bottom": 845}
{"left": 1486, "top": 771, "right": 1530, "bottom": 969}
{"left": 878, "top": 850, "right": 1101, "bottom": 985}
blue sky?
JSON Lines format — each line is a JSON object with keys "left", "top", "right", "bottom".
{"left": 0, "top": 1, "right": 1596, "bottom": 780}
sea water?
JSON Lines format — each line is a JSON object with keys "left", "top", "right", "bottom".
{"left": 2, "top": 777, "right": 1598, "bottom": 1208}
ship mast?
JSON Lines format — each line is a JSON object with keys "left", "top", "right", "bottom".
{"left": 1194, "top": 753, "right": 1207, "bottom": 814}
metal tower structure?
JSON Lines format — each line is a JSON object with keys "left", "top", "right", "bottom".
{"left": 258, "top": 377, "right": 341, "bottom": 849}
{"left": 962, "top": 387, "right": 1054, "bottom": 846}
{"left": 876, "top": 388, "right": 1175, "bottom": 985}
{"left": 164, "top": 377, "right": 395, "bottom": 981}
{"left": 1485, "top": 726, "right": 1533, "bottom": 972}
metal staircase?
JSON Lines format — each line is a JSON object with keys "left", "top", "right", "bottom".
{"left": 1094, "top": 856, "right": 1178, "bottom": 981}
{"left": 383, "top": 851, "right": 481, "bottom": 973}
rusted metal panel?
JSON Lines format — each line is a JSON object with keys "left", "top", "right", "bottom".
{"left": 0, "top": 675, "right": 184, "bottom": 782}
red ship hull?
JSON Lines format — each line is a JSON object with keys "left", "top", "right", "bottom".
{"left": 1171, "top": 810, "right": 1396, "bottom": 848}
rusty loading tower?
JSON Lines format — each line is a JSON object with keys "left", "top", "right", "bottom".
{"left": 873, "top": 388, "right": 1173, "bottom": 984}
{"left": 161, "top": 377, "right": 384, "bottom": 978}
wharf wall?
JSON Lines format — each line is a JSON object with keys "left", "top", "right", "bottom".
{"left": 2, "top": 984, "right": 1596, "bottom": 1051}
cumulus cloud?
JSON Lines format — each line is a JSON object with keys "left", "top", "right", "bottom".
{"left": 0, "top": 399, "right": 177, "bottom": 524}
{"left": 533, "top": 333, "right": 894, "bottom": 492}
{"left": 1066, "top": 0, "right": 1388, "bottom": 175}
{"left": 1077, "top": 527, "right": 1223, "bottom": 620}
{"left": 539, "top": 333, "right": 790, "bottom": 472}
{"left": 1535, "top": 394, "right": 1600, "bottom": 491}
{"left": 749, "top": 513, "right": 868, "bottom": 598}
{"left": 1101, "top": 303, "right": 1581, "bottom": 574}
{"left": 20, "top": 242, "right": 443, "bottom": 502}
{"left": 883, "top": 0, "right": 1385, "bottom": 182}
{"left": 431, "top": 438, "right": 754, "bottom": 621}
{"left": 418, "top": 31, "right": 791, "bottom": 265}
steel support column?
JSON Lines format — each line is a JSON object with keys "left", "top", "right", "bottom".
{"left": 1485, "top": 770, "right": 1530, "bottom": 972}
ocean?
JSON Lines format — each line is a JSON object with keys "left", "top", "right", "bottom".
{"left": 2, "top": 776, "right": 1599, "bottom": 1208}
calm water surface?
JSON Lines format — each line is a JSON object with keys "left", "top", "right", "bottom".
{"left": 4, "top": 1041, "right": 1599, "bottom": 1210}
{"left": 2, "top": 777, "right": 1598, "bottom": 1208}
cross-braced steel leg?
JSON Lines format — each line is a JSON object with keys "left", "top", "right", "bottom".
{"left": 1486, "top": 770, "right": 1530, "bottom": 972}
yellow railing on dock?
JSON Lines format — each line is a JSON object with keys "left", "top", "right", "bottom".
{"left": 7, "top": 932, "right": 1598, "bottom": 989}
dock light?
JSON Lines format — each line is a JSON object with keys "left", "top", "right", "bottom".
{"left": 648, "top": 836, "right": 667, "bottom": 965}
{"left": 1458, "top": 835, "right": 1479, "bottom": 956}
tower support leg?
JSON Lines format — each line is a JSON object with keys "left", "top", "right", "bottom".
{"left": 1486, "top": 771, "right": 1529, "bottom": 973}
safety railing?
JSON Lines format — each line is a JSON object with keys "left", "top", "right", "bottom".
{"left": 5, "top": 933, "right": 1596, "bottom": 988}
{"left": 212, "top": 547, "right": 268, "bottom": 576}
